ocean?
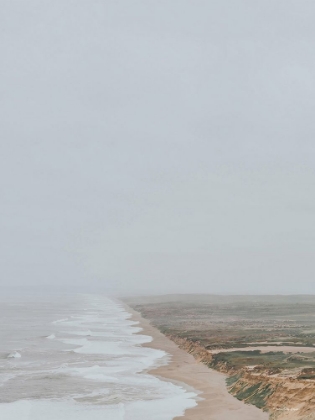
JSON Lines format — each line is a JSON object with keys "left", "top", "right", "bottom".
{"left": 0, "top": 294, "right": 197, "bottom": 419}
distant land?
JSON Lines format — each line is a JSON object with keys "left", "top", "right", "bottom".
{"left": 124, "top": 294, "right": 315, "bottom": 419}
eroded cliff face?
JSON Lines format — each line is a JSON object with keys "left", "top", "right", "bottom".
{"left": 228, "top": 372, "right": 315, "bottom": 420}
{"left": 126, "top": 296, "right": 315, "bottom": 419}
{"left": 168, "top": 335, "right": 213, "bottom": 365}
{"left": 168, "top": 335, "right": 315, "bottom": 420}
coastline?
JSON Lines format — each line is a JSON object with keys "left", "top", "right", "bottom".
{"left": 124, "top": 303, "right": 269, "bottom": 420}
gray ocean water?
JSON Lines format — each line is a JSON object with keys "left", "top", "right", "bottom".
{"left": 0, "top": 294, "right": 197, "bottom": 419}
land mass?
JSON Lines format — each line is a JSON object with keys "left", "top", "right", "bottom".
{"left": 124, "top": 302, "right": 268, "bottom": 420}
{"left": 123, "top": 295, "right": 315, "bottom": 420}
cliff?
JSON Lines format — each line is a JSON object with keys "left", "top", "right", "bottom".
{"left": 168, "top": 335, "right": 315, "bottom": 420}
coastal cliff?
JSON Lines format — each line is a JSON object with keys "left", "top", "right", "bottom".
{"left": 168, "top": 335, "right": 315, "bottom": 420}
{"left": 125, "top": 295, "right": 315, "bottom": 420}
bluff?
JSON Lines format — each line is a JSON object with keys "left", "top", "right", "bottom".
{"left": 168, "top": 335, "right": 315, "bottom": 420}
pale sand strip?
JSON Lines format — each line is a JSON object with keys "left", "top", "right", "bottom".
{"left": 211, "top": 346, "right": 315, "bottom": 354}
{"left": 125, "top": 304, "right": 269, "bottom": 420}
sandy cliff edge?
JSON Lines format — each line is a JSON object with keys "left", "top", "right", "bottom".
{"left": 123, "top": 303, "right": 269, "bottom": 420}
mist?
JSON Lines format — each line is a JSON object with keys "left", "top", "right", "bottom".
{"left": 1, "top": 1, "right": 315, "bottom": 295}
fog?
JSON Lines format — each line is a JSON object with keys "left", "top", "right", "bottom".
{"left": 1, "top": 1, "right": 315, "bottom": 295}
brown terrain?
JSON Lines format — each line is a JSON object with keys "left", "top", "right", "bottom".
{"left": 123, "top": 295, "right": 315, "bottom": 419}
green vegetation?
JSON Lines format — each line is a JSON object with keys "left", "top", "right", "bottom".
{"left": 211, "top": 350, "right": 315, "bottom": 371}
{"left": 226, "top": 373, "right": 242, "bottom": 386}
{"left": 231, "top": 381, "right": 273, "bottom": 409}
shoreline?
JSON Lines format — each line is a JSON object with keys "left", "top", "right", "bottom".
{"left": 124, "top": 303, "right": 269, "bottom": 420}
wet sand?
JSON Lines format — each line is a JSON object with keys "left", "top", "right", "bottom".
{"left": 125, "top": 304, "right": 269, "bottom": 420}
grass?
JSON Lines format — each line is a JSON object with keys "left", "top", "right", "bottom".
{"left": 211, "top": 350, "right": 315, "bottom": 371}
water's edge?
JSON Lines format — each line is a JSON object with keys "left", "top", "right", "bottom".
{"left": 0, "top": 294, "right": 197, "bottom": 419}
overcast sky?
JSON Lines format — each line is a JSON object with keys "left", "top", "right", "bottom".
{"left": 1, "top": 1, "right": 315, "bottom": 295}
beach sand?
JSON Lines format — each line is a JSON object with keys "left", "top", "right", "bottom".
{"left": 125, "top": 304, "right": 269, "bottom": 420}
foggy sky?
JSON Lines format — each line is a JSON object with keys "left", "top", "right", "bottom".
{"left": 1, "top": 1, "right": 315, "bottom": 295}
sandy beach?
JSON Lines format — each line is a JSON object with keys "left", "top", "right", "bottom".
{"left": 125, "top": 304, "right": 269, "bottom": 420}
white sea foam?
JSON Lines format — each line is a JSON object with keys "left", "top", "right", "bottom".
{"left": 7, "top": 351, "right": 21, "bottom": 359}
{"left": 0, "top": 395, "right": 197, "bottom": 420}
{"left": 0, "top": 374, "right": 16, "bottom": 387}
{"left": 0, "top": 295, "right": 197, "bottom": 419}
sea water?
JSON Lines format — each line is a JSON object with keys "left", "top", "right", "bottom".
{"left": 0, "top": 294, "right": 197, "bottom": 419}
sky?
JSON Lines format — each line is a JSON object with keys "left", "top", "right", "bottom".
{"left": 1, "top": 0, "right": 315, "bottom": 295}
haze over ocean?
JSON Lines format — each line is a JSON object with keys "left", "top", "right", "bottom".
{"left": 2, "top": 3, "right": 314, "bottom": 419}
